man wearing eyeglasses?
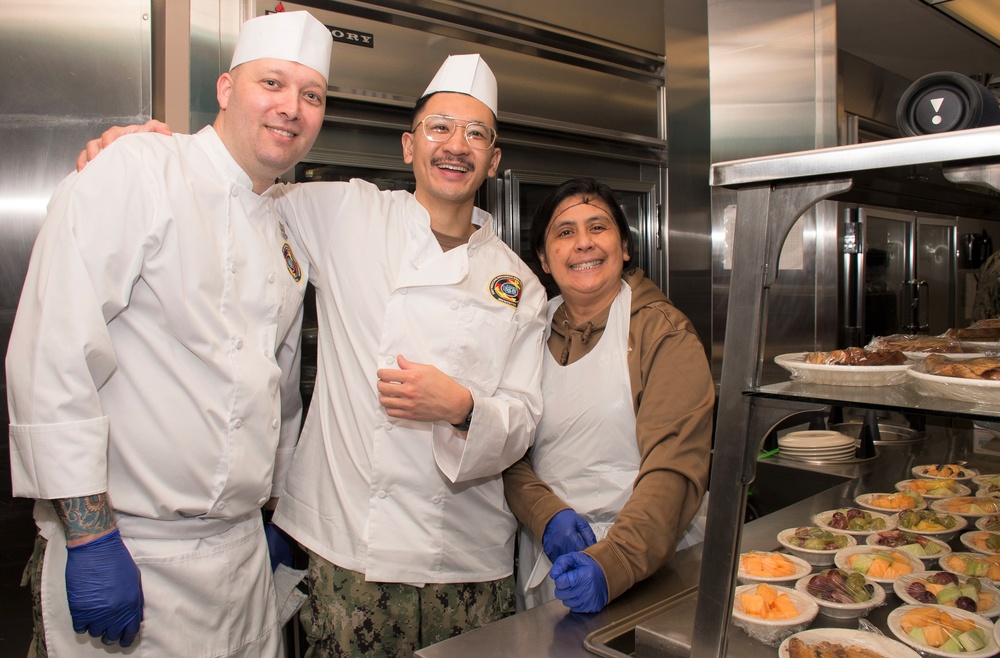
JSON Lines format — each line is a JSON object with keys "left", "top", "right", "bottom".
{"left": 271, "top": 54, "right": 546, "bottom": 657}
{"left": 76, "top": 53, "right": 545, "bottom": 657}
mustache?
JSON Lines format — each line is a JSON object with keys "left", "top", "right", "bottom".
{"left": 430, "top": 156, "right": 475, "bottom": 172}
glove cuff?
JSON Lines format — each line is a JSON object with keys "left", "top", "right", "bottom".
{"left": 66, "top": 528, "right": 121, "bottom": 552}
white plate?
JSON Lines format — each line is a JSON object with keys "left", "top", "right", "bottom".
{"left": 939, "top": 553, "right": 1000, "bottom": 585}
{"left": 894, "top": 571, "right": 1000, "bottom": 618}
{"left": 888, "top": 604, "right": 997, "bottom": 657}
{"left": 856, "top": 492, "right": 927, "bottom": 513}
{"left": 737, "top": 550, "right": 813, "bottom": 585}
{"left": 974, "top": 475, "right": 1000, "bottom": 488}
{"left": 835, "top": 545, "right": 924, "bottom": 584}
{"left": 732, "top": 583, "right": 818, "bottom": 647}
{"left": 779, "top": 627, "right": 920, "bottom": 658}
{"left": 897, "top": 510, "right": 968, "bottom": 542}
{"left": 813, "top": 508, "right": 898, "bottom": 537}
{"left": 896, "top": 479, "right": 972, "bottom": 499}
{"left": 908, "top": 368, "right": 1000, "bottom": 405}
{"left": 976, "top": 516, "right": 1000, "bottom": 533}
{"left": 962, "top": 531, "right": 1000, "bottom": 556}
{"left": 781, "top": 448, "right": 857, "bottom": 458}
{"left": 775, "top": 352, "right": 913, "bottom": 386}
{"left": 932, "top": 497, "right": 1000, "bottom": 518}
{"left": 794, "top": 572, "right": 886, "bottom": 620}
{"left": 778, "top": 430, "right": 855, "bottom": 448}
{"left": 866, "top": 531, "right": 951, "bottom": 563}
{"left": 913, "top": 465, "right": 980, "bottom": 482}
{"left": 777, "top": 527, "right": 856, "bottom": 566}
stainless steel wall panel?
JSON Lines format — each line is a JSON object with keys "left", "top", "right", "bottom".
{"left": 708, "top": 0, "right": 840, "bottom": 380}
{"left": 0, "top": 1, "right": 152, "bottom": 425}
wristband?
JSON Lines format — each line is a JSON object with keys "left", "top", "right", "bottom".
{"left": 451, "top": 408, "right": 473, "bottom": 432}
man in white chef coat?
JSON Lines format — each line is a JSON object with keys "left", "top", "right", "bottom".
{"left": 7, "top": 11, "right": 331, "bottom": 657}
{"left": 76, "top": 53, "right": 546, "bottom": 657}
{"left": 271, "top": 55, "right": 546, "bottom": 657}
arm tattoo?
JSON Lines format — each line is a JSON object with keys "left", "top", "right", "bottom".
{"left": 53, "top": 493, "right": 115, "bottom": 543}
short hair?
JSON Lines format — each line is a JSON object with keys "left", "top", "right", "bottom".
{"left": 528, "top": 178, "right": 633, "bottom": 281}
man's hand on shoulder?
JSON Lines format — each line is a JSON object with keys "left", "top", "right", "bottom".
{"left": 76, "top": 119, "right": 173, "bottom": 172}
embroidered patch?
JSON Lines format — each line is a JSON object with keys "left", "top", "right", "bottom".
{"left": 489, "top": 274, "right": 522, "bottom": 308}
{"left": 282, "top": 243, "right": 302, "bottom": 282}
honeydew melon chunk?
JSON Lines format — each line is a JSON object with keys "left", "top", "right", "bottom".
{"left": 959, "top": 628, "right": 987, "bottom": 652}
{"left": 908, "top": 627, "right": 927, "bottom": 645}
{"left": 939, "top": 635, "right": 963, "bottom": 653}
{"left": 938, "top": 585, "right": 962, "bottom": 604}
{"left": 851, "top": 553, "right": 875, "bottom": 574}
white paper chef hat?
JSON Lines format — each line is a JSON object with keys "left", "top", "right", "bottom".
{"left": 420, "top": 54, "right": 498, "bottom": 116}
{"left": 230, "top": 11, "right": 333, "bottom": 83}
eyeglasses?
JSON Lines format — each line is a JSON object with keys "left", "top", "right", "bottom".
{"left": 412, "top": 114, "right": 497, "bottom": 150}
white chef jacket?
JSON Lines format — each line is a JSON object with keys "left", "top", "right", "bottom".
{"left": 7, "top": 127, "right": 306, "bottom": 655}
{"left": 272, "top": 178, "right": 546, "bottom": 584}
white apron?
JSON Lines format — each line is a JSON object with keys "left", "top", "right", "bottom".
{"left": 516, "top": 281, "right": 709, "bottom": 610}
{"left": 38, "top": 513, "right": 283, "bottom": 657}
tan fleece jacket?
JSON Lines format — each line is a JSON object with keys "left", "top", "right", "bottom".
{"left": 503, "top": 269, "right": 714, "bottom": 603}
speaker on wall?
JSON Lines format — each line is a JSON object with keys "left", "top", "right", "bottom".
{"left": 896, "top": 71, "right": 1000, "bottom": 136}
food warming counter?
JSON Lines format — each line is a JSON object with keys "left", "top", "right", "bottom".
{"left": 418, "top": 125, "right": 1000, "bottom": 657}
{"left": 417, "top": 422, "right": 1000, "bottom": 657}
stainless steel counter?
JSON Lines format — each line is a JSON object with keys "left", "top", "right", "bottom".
{"left": 417, "top": 423, "right": 1000, "bottom": 657}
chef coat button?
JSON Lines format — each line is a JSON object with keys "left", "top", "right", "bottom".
{"left": 234, "top": 419, "right": 244, "bottom": 429}
{"left": 385, "top": 356, "right": 395, "bottom": 366}
{"left": 235, "top": 339, "right": 243, "bottom": 350}
{"left": 231, "top": 188, "right": 238, "bottom": 198}
{"left": 272, "top": 419, "right": 279, "bottom": 429}
{"left": 450, "top": 301, "right": 459, "bottom": 310}
{"left": 218, "top": 501, "right": 227, "bottom": 510}
{"left": 431, "top": 495, "right": 442, "bottom": 504}
{"left": 230, "top": 262, "right": 237, "bottom": 273}
{"left": 399, "top": 288, "right": 408, "bottom": 295}
{"left": 383, "top": 422, "right": 392, "bottom": 431}
{"left": 258, "top": 497, "right": 268, "bottom": 506}
{"left": 267, "top": 273, "right": 275, "bottom": 283}
{"left": 377, "top": 490, "right": 387, "bottom": 499}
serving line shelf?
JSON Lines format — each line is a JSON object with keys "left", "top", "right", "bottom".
{"left": 696, "top": 125, "right": 1000, "bottom": 657}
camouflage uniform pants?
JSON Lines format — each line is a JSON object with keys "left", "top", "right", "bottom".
{"left": 23, "top": 534, "right": 48, "bottom": 658}
{"left": 300, "top": 549, "right": 515, "bottom": 658}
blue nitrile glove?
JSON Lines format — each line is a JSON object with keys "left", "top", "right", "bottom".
{"left": 64, "top": 528, "right": 144, "bottom": 647}
{"left": 550, "top": 551, "right": 609, "bottom": 614}
{"left": 542, "top": 509, "right": 597, "bottom": 563}
{"left": 265, "top": 522, "right": 294, "bottom": 571}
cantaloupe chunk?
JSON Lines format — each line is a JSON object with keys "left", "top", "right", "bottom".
{"left": 772, "top": 593, "right": 798, "bottom": 619}
{"left": 740, "top": 592, "right": 767, "bottom": 617}
{"left": 923, "top": 622, "right": 948, "bottom": 647}
{"left": 756, "top": 583, "right": 777, "bottom": 605}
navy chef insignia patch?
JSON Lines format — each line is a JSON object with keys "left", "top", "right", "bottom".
{"left": 282, "top": 243, "right": 302, "bottom": 282}
{"left": 490, "top": 274, "right": 522, "bottom": 308}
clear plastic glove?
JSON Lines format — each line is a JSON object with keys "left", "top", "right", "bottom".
{"left": 550, "top": 551, "right": 609, "bottom": 614}
{"left": 265, "top": 522, "right": 294, "bottom": 572}
{"left": 65, "top": 528, "right": 144, "bottom": 646}
{"left": 542, "top": 509, "right": 596, "bottom": 563}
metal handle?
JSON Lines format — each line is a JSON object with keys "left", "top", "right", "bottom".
{"left": 901, "top": 279, "right": 929, "bottom": 333}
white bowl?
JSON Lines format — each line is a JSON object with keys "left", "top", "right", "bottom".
{"left": 813, "top": 508, "right": 897, "bottom": 537}
{"left": 774, "top": 352, "right": 913, "bottom": 386}
{"left": 939, "top": 553, "right": 1000, "bottom": 586}
{"left": 834, "top": 545, "right": 924, "bottom": 584}
{"left": 737, "top": 550, "right": 812, "bottom": 585}
{"left": 973, "top": 474, "right": 1000, "bottom": 488}
{"left": 793, "top": 571, "right": 886, "bottom": 620}
{"left": 779, "top": 628, "right": 921, "bottom": 658}
{"left": 962, "top": 531, "right": 1000, "bottom": 556}
{"left": 897, "top": 509, "right": 968, "bottom": 542}
{"left": 894, "top": 571, "right": 1000, "bottom": 618}
{"left": 866, "top": 530, "right": 952, "bottom": 564}
{"left": 896, "top": 478, "right": 972, "bottom": 499}
{"left": 856, "top": 492, "right": 927, "bottom": 513}
{"left": 975, "top": 515, "right": 1000, "bottom": 533}
{"left": 777, "top": 527, "right": 856, "bottom": 566}
{"left": 912, "top": 464, "right": 979, "bottom": 482}
{"left": 888, "top": 603, "right": 997, "bottom": 657}
{"left": 932, "top": 497, "right": 1000, "bottom": 518}
{"left": 732, "top": 583, "right": 818, "bottom": 647}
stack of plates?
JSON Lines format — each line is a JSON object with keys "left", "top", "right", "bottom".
{"left": 778, "top": 430, "right": 857, "bottom": 462}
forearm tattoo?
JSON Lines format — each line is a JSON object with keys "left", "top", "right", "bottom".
{"left": 53, "top": 493, "right": 115, "bottom": 542}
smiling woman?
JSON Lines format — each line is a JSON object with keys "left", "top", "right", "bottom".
{"left": 503, "top": 177, "right": 715, "bottom": 613}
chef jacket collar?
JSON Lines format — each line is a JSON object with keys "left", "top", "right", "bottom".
{"left": 196, "top": 126, "right": 275, "bottom": 196}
